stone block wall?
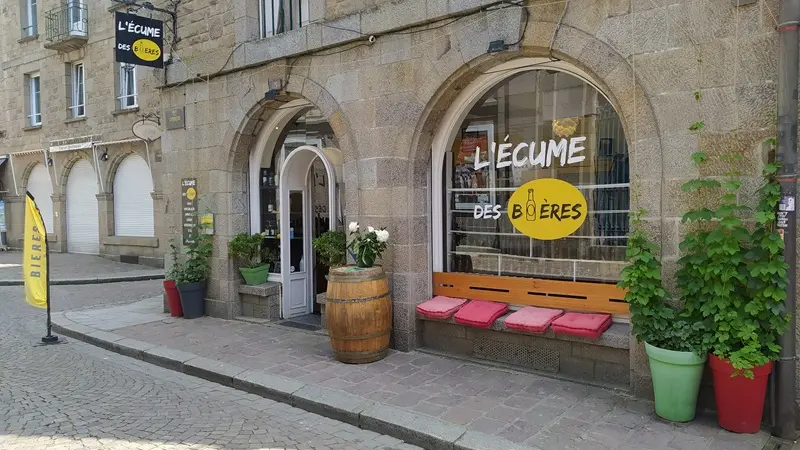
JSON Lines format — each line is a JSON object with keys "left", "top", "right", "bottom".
{"left": 0, "top": 1, "right": 166, "bottom": 261}
{"left": 239, "top": 282, "right": 282, "bottom": 320}
{"left": 154, "top": 0, "right": 794, "bottom": 403}
{"left": 421, "top": 320, "right": 631, "bottom": 387}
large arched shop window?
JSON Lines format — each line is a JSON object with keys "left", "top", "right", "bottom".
{"left": 260, "top": 108, "right": 338, "bottom": 272}
{"left": 443, "top": 70, "right": 629, "bottom": 283}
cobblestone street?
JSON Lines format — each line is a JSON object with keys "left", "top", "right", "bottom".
{"left": 0, "top": 282, "right": 418, "bottom": 450}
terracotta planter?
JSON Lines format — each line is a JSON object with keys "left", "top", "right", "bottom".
{"left": 709, "top": 354, "right": 772, "bottom": 433}
{"left": 163, "top": 280, "right": 182, "bottom": 317}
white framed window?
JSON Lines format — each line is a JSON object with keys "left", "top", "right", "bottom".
{"left": 27, "top": 73, "right": 41, "bottom": 127}
{"left": 259, "top": 0, "right": 310, "bottom": 38}
{"left": 435, "top": 67, "right": 630, "bottom": 283}
{"left": 21, "top": 0, "right": 37, "bottom": 37}
{"left": 70, "top": 62, "right": 85, "bottom": 118}
{"left": 118, "top": 63, "right": 137, "bottom": 109}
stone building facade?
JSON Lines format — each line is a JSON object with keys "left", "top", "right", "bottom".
{"left": 3, "top": 0, "right": 795, "bottom": 405}
{"left": 151, "top": 0, "right": 788, "bottom": 403}
{"left": 0, "top": 0, "right": 165, "bottom": 266}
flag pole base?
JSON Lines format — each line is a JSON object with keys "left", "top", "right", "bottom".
{"left": 41, "top": 335, "right": 59, "bottom": 344}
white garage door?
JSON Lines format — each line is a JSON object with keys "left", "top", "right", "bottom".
{"left": 66, "top": 159, "right": 99, "bottom": 254}
{"left": 113, "top": 154, "right": 154, "bottom": 236}
{"left": 26, "top": 164, "right": 54, "bottom": 233}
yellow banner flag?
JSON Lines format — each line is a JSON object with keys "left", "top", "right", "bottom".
{"left": 23, "top": 192, "right": 48, "bottom": 309}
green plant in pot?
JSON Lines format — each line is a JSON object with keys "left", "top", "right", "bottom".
{"left": 313, "top": 230, "right": 347, "bottom": 269}
{"left": 176, "top": 230, "right": 213, "bottom": 320}
{"left": 618, "top": 212, "right": 707, "bottom": 422}
{"left": 164, "top": 239, "right": 184, "bottom": 317}
{"left": 228, "top": 232, "right": 270, "bottom": 285}
{"left": 678, "top": 150, "right": 789, "bottom": 433}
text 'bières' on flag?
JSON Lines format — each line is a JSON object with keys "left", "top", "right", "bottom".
{"left": 23, "top": 192, "right": 48, "bottom": 309}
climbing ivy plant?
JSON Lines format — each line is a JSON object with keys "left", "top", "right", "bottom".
{"left": 678, "top": 149, "right": 789, "bottom": 377}
{"left": 618, "top": 212, "right": 706, "bottom": 354}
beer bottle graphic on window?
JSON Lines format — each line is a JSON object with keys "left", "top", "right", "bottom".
{"left": 526, "top": 189, "right": 536, "bottom": 221}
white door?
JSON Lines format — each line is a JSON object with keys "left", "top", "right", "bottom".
{"left": 26, "top": 164, "right": 54, "bottom": 233}
{"left": 113, "top": 154, "right": 154, "bottom": 236}
{"left": 279, "top": 146, "right": 338, "bottom": 319}
{"left": 66, "top": 159, "right": 99, "bottom": 254}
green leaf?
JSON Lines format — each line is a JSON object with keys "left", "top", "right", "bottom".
{"left": 689, "top": 121, "right": 706, "bottom": 132}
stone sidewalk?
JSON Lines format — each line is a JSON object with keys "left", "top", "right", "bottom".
{"left": 52, "top": 298, "right": 788, "bottom": 450}
{"left": 0, "top": 251, "right": 163, "bottom": 285}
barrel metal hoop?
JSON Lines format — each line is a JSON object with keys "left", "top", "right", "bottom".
{"left": 330, "top": 329, "right": 392, "bottom": 340}
{"left": 327, "top": 274, "right": 387, "bottom": 283}
{"left": 326, "top": 292, "right": 390, "bottom": 303}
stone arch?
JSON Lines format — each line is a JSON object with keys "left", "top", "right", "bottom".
{"left": 57, "top": 151, "right": 97, "bottom": 197}
{"left": 21, "top": 158, "right": 50, "bottom": 189}
{"left": 407, "top": 22, "right": 666, "bottom": 262}
{"left": 102, "top": 149, "right": 143, "bottom": 194}
{"left": 225, "top": 75, "right": 356, "bottom": 176}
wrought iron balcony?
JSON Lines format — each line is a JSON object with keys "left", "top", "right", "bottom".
{"left": 44, "top": 3, "right": 88, "bottom": 52}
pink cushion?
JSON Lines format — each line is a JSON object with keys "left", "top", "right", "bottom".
{"left": 505, "top": 307, "right": 564, "bottom": 334}
{"left": 416, "top": 296, "right": 468, "bottom": 319}
{"left": 453, "top": 300, "right": 508, "bottom": 328}
{"left": 551, "top": 312, "right": 612, "bottom": 339}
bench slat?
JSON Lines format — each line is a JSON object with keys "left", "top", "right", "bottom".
{"left": 432, "top": 272, "right": 629, "bottom": 316}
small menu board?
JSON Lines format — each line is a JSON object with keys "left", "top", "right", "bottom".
{"left": 182, "top": 178, "right": 198, "bottom": 245}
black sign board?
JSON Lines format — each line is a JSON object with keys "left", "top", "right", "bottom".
{"left": 165, "top": 107, "right": 185, "bottom": 130}
{"left": 182, "top": 178, "right": 198, "bottom": 245}
{"left": 115, "top": 12, "right": 164, "bottom": 68}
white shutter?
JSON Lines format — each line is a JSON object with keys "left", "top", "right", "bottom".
{"left": 66, "top": 159, "right": 99, "bottom": 254}
{"left": 113, "top": 154, "right": 154, "bottom": 236}
{"left": 26, "top": 164, "right": 54, "bottom": 233}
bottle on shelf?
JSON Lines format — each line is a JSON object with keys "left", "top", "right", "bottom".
{"left": 267, "top": 170, "right": 274, "bottom": 186}
{"left": 289, "top": 227, "right": 294, "bottom": 239}
{"left": 268, "top": 203, "right": 274, "bottom": 212}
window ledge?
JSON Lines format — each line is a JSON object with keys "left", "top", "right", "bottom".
{"left": 103, "top": 236, "right": 159, "bottom": 248}
{"left": 22, "top": 125, "right": 42, "bottom": 132}
{"left": 112, "top": 107, "right": 139, "bottom": 116}
{"left": 18, "top": 34, "right": 38, "bottom": 43}
{"left": 64, "top": 116, "right": 86, "bottom": 124}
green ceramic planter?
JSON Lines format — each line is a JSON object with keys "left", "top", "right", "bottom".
{"left": 645, "top": 342, "right": 707, "bottom": 422}
{"left": 239, "top": 264, "right": 270, "bottom": 285}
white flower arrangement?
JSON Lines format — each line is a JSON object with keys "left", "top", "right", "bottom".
{"left": 347, "top": 222, "right": 389, "bottom": 268}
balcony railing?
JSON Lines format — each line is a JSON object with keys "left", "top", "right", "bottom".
{"left": 44, "top": 3, "right": 88, "bottom": 52}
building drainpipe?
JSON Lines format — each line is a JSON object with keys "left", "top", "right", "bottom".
{"left": 775, "top": 0, "right": 800, "bottom": 440}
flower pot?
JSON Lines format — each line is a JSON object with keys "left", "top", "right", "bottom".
{"left": 645, "top": 342, "right": 706, "bottom": 422}
{"left": 709, "top": 354, "right": 772, "bottom": 433}
{"left": 163, "top": 280, "right": 183, "bottom": 317}
{"left": 177, "top": 281, "right": 205, "bottom": 319}
{"left": 239, "top": 264, "right": 270, "bottom": 285}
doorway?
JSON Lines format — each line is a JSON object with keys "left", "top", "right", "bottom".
{"left": 279, "top": 145, "right": 339, "bottom": 320}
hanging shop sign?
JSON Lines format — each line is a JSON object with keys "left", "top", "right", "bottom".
{"left": 182, "top": 178, "right": 198, "bottom": 245}
{"left": 132, "top": 118, "right": 162, "bottom": 142}
{"left": 115, "top": 12, "right": 164, "bottom": 68}
{"left": 506, "top": 178, "right": 588, "bottom": 241}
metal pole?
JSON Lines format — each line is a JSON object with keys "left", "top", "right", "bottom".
{"left": 40, "top": 203, "right": 57, "bottom": 344}
{"left": 774, "top": 0, "right": 800, "bottom": 439}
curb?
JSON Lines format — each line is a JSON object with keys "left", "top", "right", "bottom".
{"left": 0, "top": 273, "right": 164, "bottom": 286}
{"left": 51, "top": 315, "right": 539, "bottom": 450}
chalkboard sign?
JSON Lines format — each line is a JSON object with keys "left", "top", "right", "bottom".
{"left": 181, "top": 178, "right": 197, "bottom": 245}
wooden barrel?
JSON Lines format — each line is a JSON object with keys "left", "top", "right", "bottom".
{"left": 325, "top": 266, "right": 392, "bottom": 364}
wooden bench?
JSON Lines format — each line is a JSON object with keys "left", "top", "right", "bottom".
{"left": 431, "top": 272, "right": 629, "bottom": 316}
{"left": 419, "top": 272, "right": 632, "bottom": 387}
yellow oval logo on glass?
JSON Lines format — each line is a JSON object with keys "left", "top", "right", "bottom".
{"left": 132, "top": 39, "right": 161, "bottom": 62}
{"left": 507, "top": 178, "right": 588, "bottom": 240}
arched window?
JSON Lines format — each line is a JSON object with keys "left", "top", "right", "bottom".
{"left": 113, "top": 154, "right": 154, "bottom": 237}
{"left": 442, "top": 69, "right": 629, "bottom": 283}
